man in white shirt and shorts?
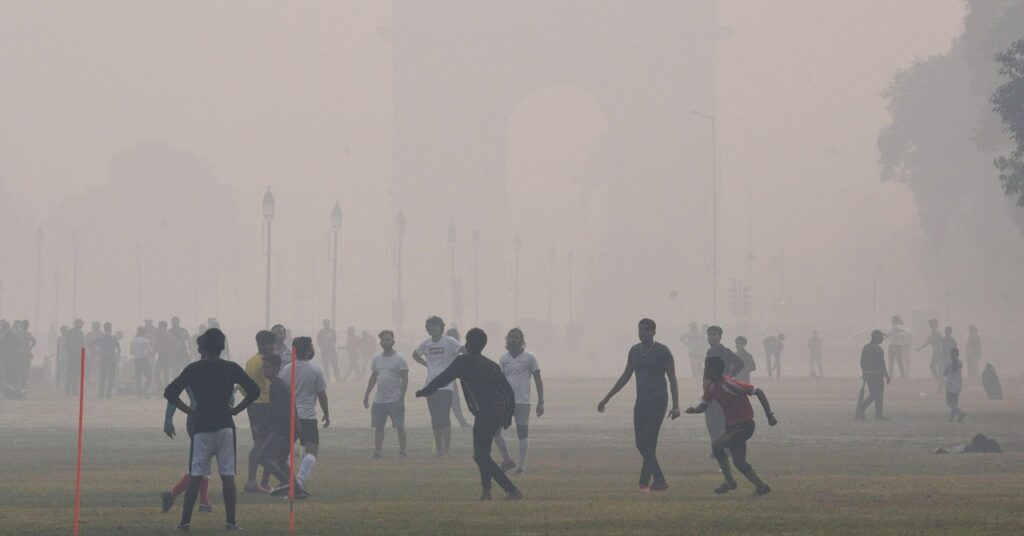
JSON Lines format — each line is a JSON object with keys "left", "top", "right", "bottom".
{"left": 363, "top": 330, "right": 409, "bottom": 458}
{"left": 411, "top": 316, "right": 462, "bottom": 456}
{"left": 494, "top": 328, "right": 544, "bottom": 474}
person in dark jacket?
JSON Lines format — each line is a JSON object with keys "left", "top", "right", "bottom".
{"left": 416, "top": 328, "right": 522, "bottom": 501}
{"left": 856, "top": 330, "right": 890, "bottom": 421}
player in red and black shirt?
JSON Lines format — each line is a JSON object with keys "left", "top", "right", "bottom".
{"left": 685, "top": 356, "right": 777, "bottom": 495}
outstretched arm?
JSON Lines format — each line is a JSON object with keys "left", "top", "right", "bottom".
{"left": 598, "top": 360, "right": 634, "bottom": 412}
{"left": 754, "top": 388, "right": 777, "bottom": 426}
{"left": 416, "top": 355, "right": 468, "bottom": 398}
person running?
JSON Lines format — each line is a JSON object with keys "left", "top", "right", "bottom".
{"left": 808, "top": 330, "right": 823, "bottom": 378}
{"left": 856, "top": 330, "right": 890, "bottom": 421}
{"left": 363, "top": 330, "right": 409, "bottom": 458}
{"left": 164, "top": 328, "right": 260, "bottom": 531}
{"left": 242, "top": 330, "right": 276, "bottom": 494}
{"left": 886, "top": 315, "right": 911, "bottom": 380}
{"left": 734, "top": 336, "right": 757, "bottom": 383}
{"left": 705, "top": 326, "right": 745, "bottom": 443}
{"left": 494, "top": 328, "right": 544, "bottom": 474}
{"left": 411, "top": 316, "right": 462, "bottom": 456}
{"left": 275, "top": 337, "right": 329, "bottom": 497}
{"left": 416, "top": 328, "right": 523, "bottom": 500}
{"left": 680, "top": 322, "right": 706, "bottom": 378}
{"left": 129, "top": 327, "right": 154, "bottom": 398}
{"left": 598, "top": 318, "right": 680, "bottom": 492}
{"left": 161, "top": 385, "right": 212, "bottom": 516}
{"left": 316, "top": 320, "right": 340, "bottom": 383}
{"left": 944, "top": 347, "right": 966, "bottom": 422}
{"left": 965, "top": 326, "right": 981, "bottom": 379}
{"left": 91, "top": 322, "right": 121, "bottom": 399}
{"left": 685, "top": 355, "right": 777, "bottom": 495}
{"left": 445, "top": 327, "right": 471, "bottom": 429}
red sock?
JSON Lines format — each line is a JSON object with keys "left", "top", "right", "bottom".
{"left": 170, "top": 473, "right": 190, "bottom": 497}
{"left": 199, "top": 477, "right": 210, "bottom": 505}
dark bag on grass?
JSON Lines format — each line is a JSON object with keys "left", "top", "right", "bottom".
{"left": 963, "top": 434, "right": 1001, "bottom": 453}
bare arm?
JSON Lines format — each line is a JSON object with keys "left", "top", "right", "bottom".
{"left": 598, "top": 360, "right": 634, "bottom": 412}
{"left": 317, "top": 391, "right": 330, "bottom": 428}
{"left": 533, "top": 370, "right": 545, "bottom": 417}
{"left": 400, "top": 370, "right": 409, "bottom": 402}
{"left": 363, "top": 371, "right": 378, "bottom": 409}
{"left": 754, "top": 388, "right": 778, "bottom": 426}
{"left": 665, "top": 359, "right": 680, "bottom": 419}
{"left": 411, "top": 350, "right": 427, "bottom": 367}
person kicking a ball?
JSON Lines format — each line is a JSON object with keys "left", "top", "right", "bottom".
{"left": 685, "top": 356, "right": 777, "bottom": 496}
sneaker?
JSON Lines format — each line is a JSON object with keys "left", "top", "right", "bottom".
{"left": 638, "top": 485, "right": 651, "bottom": 493}
{"left": 244, "top": 481, "right": 267, "bottom": 494}
{"left": 505, "top": 488, "right": 524, "bottom": 500}
{"left": 173, "top": 523, "right": 191, "bottom": 532}
{"left": 294, "top": 486, "right": 310, "bottom": 500}
{"left": 650, "top": 481, "right": 669, "bottom": 492}
{"left": 198, "top": 504, "right": 213, "bottom": 513}
{"left": 957, "top": 411, "right": 966, "bottom": 423}
{"left": 714, "top": 481, "right": 737, "bottom": 494}
{"left": 372, "top": 452, "right": 383, "bottom": 459}
{"left": 161, "top": 491, "right": 174, "bottom": 513}
{"left": 753, "top": 484, "right": 771, "bottom": 496}
{"left": 225, "top": 523, "right": 242, "bottom": 530}
{"left": 500, "top": 460, "right": 516, "bottom": 472}
{"left": 480, "top": 489, "right": 492, "bottom": 501}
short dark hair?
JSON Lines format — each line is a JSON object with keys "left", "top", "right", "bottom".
{"left": 255, "top": 330, "right": 275, "bottom": 346}
{"left": 735, "top": 335, "right": 747, "bottom": 344}
{"left": 262, "top": 353, "right": 282, "bottom": 369}
{"left": 425, "top": 316, "right": 445, "bottom": 329}
{"left": 378, "top": 329, "right": 394, "bottom": 339}
{"left": 706, "top": 325, "right": 723, "bottom": 335}
{"left": 705, "top": 356, "right": 725, "bottom": 375}
{"left": 465, "top": 328, "right": 487, "bottom": 354}
{"left": 507, "top": 327, "right": 525, "bottom": 341}
{"left": 198, "top": 328, "right": 226, "bottom": 355}
{"left": 293, "top": 336, "right": 313, "bottom": 359}
{"left": 638, "top": 318, "right": 656, "bottom": 330}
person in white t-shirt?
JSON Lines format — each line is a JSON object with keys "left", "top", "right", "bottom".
{"left": 494, "top": 328, "right": 544, "bottom": 474}
{"left": 129, "top": 327, "right": 154, "bottom": 398}
{"left": 411, "top": 316, "right": 463, "bottom": 456}
{"left": 276, "top": 337, "right": 328, "bottom": 498}
{"left": 363, "top": 330, "right": 409, "bottom": 458}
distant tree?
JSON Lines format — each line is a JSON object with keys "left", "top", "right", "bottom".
{"left": 992, "top": 39, "right": 1024, "bottom": 206}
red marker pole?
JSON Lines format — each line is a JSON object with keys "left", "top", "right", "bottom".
{"left": 288, "top": 346, "right": 297, "bottom": 533}
{"left": 74, "top": 348, "right": 85, "bottom": 536}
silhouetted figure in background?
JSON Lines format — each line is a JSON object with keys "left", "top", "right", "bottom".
{"left": 856, "top": 330, "right": 889, "bottom": 421}
{"left": 598, "top": 318, "right": 680, "bottom": 492}
{"left": 965, "top": 326, "right": 981, "bottom": 379}
{"left": 734, "top": 336, "right": 756, "bottom": 383}
{"left": 808, "top": 330, "right": 823, "bottom": 378}
{"left": 170, "top": 317, "right": 192, "bottom": 371}
{"left": 154, "top": 320, "right": 176, "bottom": 389}
{"left": 917, "top": 318, "right": 943, "bottom": 389}
{"left": 0, "top": 321, "right": 16, "bottom": 393}
{"left": 763, "top": 334, "right": 784, "bottom": 378}
{"left": 316, "top": 320, "right": 339, "bottom": 383}
{"left": 981, "top": 363, "right": 1002, "bottom": 400}
{"left": 705, "top": 326, "right": 745, "bottom": 443}
{"left": 64, "top": 319, "right": 85, "bottom": 395}
{"left": 54, "top": 325, "right": 68, "bottom": 388}
{"left": 681, "top": 322, "right": 705, "bottom": 378}
{"left": 129, "top": 326, "right": 153, "bottom": 398}
{"left": 886, "top": 315, "right": 911, "bottom": 380}
{"left": 944, "top": 347, "right": 966, "bottom": 422}
{"left": 417, "top": 328, "right": 523, "bottom": 500}
{"left": 92, "top": 322, "right": 121, "bottom": 399}
{"left": 341, "top": 327, "right": 362, "bottom": 381}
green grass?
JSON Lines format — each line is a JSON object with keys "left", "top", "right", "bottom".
{"left": 1, "top": 376, "right": 1021, "bottom": 534}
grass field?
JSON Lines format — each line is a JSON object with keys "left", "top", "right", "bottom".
{"left": 1, "top": 375, "right": 1022, "bottom": 535}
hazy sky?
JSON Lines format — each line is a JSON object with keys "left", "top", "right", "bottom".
{"left": 0, "top": 1, "right": 973, "bottom": 345}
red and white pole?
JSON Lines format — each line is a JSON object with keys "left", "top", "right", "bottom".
{"left": 74, "top": 347, "right": 85, "bottom": 536}
{"left": 288, "top": 346, "right": 297, "bottom": 533}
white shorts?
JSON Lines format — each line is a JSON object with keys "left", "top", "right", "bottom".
{"left": 513, "top": 403, "right": 531, "bottom": 427}
{"left": 190, "top": 428, "right": 236, "bottom": 476}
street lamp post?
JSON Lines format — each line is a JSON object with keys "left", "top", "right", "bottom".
{"left": 34, "top": 226, "right": 43, "bottom": 334}
{"left": 262, "top": 188, "right": 276, "bottom": 329}
{"left": 513, "top": 235, "right": 522, "bottom": 324}
{"left": 448, "top": 223, "right": 457, "bottom": 323}
{"left": 330, "top": 201, "right": 343, "bottom": 331}
{"left": 567, "top": 249, "right": 575, "bottom": 325}
{"left": 472, "top": 230, "right": 480, "bottom": 325}
{"left": 53, "top": 271, "right": 61, "bottom": 328}
{"left": 691, "top": 109, "right": 718, "bottom": 322}
{"left": 547, "top": 246, "right": 556, "bottom": 323}
{"left": 71, "top": 230, "right": 79, "bottom": 319}
{"left": 394, "top": 211, "right": 406, "bottom": 334}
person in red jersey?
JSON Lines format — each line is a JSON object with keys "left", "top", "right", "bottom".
{"left": 685, "top": 356, "right": 777, "bottom": 496}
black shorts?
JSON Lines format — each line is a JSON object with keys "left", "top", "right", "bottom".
{"left": 247, "top": 404, "right": 270, "bottom": 441}
{"left": 298, "top": 418, "right": 319, "bottom": 446}
{"left": 426, "top": 390, "right": 453, "bottom": 430}
{"left": 725, "top": 420, "right": 755, "bottom": 444}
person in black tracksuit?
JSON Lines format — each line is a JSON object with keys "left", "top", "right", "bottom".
{"left": 416, "top": 328, "right": 523, "bottom": 501}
